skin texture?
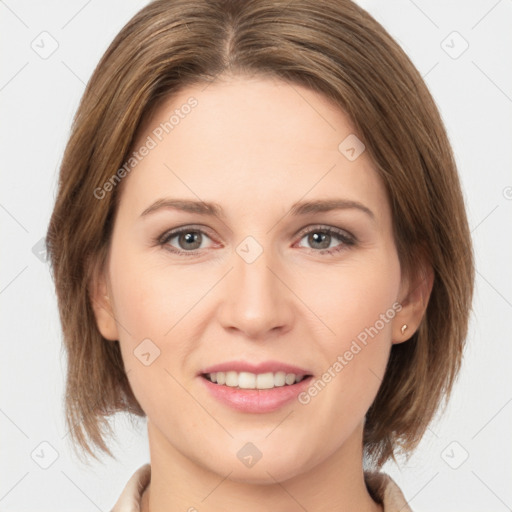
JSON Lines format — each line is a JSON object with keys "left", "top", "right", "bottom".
{"left": 91, "top": 75, "right": 431, "bottom": 512}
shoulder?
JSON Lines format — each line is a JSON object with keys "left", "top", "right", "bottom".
{"left": 110, "top": 463, "right": 151, "bottom": 512}
{"left": 364, "top": 471, "right": 413, "bottom": 512}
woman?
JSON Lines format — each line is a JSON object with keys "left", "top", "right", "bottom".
{"left": 46, "top": 0, "right": 474, "bottom": 510}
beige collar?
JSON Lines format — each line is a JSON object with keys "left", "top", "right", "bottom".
{"left": 111, "top": 463, "right": 413, "bottom": 512}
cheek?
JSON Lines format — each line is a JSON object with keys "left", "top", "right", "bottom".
{"left": 297, "top": 252, "right": 400, "bottom": 427}
{"left": 302, "top": 251, "right": 401, "bottom": 350}
{"left": 107, "top": 244, "right": 210, "bottom": 390}
{"left": 107, "top": 250, "right": 198, "bottom": 418}
{"left": 109, "top": 245, "right": 205, "bottom": 339}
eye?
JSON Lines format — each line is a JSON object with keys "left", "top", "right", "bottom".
{"left": 157, "top": 224, "right": 356, "bottom": 257}
{"left": 295, "top": 225, "right": 356, "bottom": 255}
{"left": 158, "top": 226, "right": 217, "bottom": 255}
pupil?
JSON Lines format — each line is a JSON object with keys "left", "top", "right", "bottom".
{"left": 181, "top": 232, "right": 201, "bottom": 250}
{"left": 310, "top": 232, "right": 330, "bottom": 249}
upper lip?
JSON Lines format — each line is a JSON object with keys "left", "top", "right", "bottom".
{"left": 199, "top": 360, "right": 312, "bottom": 376}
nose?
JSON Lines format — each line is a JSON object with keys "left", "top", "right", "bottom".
{"left": 217, "top": 244, "right": 294, "bottom": 340}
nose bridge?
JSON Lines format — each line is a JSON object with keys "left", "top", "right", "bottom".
{"left": 219, "top": 236, "right": 292, "bottom": 337}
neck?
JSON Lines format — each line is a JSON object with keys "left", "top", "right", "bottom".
{"left": 141, "top": 420, "right": 382, "bottom": 512}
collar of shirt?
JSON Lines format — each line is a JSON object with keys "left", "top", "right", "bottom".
{"left": 110, "top": 463, "right": 413, "bottom": 512}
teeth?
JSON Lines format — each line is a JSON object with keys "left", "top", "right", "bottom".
{"left": 205, "top": 371, "right": 307, "bottom": 389}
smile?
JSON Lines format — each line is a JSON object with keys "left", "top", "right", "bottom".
{"left": 203, "top": 371, "right": 310, "bottom": 390}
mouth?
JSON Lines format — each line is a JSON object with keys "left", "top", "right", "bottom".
{"left": 201, "top": 371, "right": 313, "bottom": 390}
{"left": 198, "top": 363, "right": 315, "bottom": 413}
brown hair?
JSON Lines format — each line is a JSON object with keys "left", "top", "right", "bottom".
{"left": 46, "top": 0, "right": 474, "bottom": 468}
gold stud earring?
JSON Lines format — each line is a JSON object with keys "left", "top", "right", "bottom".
{"left": 400, "top": 324, "right": 408, "bottom": 335}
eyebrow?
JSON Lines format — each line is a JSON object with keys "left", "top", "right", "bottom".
{"left": 140, "top": 197, "right": 375, "bottom": 220}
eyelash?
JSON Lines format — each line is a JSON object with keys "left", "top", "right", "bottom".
{"left": 156, "top": 224, "right": 357, "bottom": 257}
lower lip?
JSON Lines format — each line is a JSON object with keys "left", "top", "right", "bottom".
{"left": 199, "top": 375, "right": 313, "bottom": 413}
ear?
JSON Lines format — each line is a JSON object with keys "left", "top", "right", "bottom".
{"left": 88, "top": 256, "right": 119, "bottom": 341}
{"left": 393, "top": 257, "right": 434, "bottom": 344}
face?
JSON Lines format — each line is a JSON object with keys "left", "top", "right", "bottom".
{"left": 95, "top": 75, "right": 410, "bottom": 483}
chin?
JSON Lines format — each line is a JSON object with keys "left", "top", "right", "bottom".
{"left": 200, "top": 441, "right": 313, "bottom": 485}
{"left": 220, "top": 462, "right": 305, "bottom": 485}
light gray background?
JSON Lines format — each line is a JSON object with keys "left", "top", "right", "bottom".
{"left": 1, "top": 0, "right": 511, "bottom": 510}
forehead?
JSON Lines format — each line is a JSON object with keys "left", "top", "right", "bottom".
{"left": 141, "top": 75, "right": 356, "bottom": 160}
{"left": 120, "top": 76, "right": 389, "bottom": 225}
